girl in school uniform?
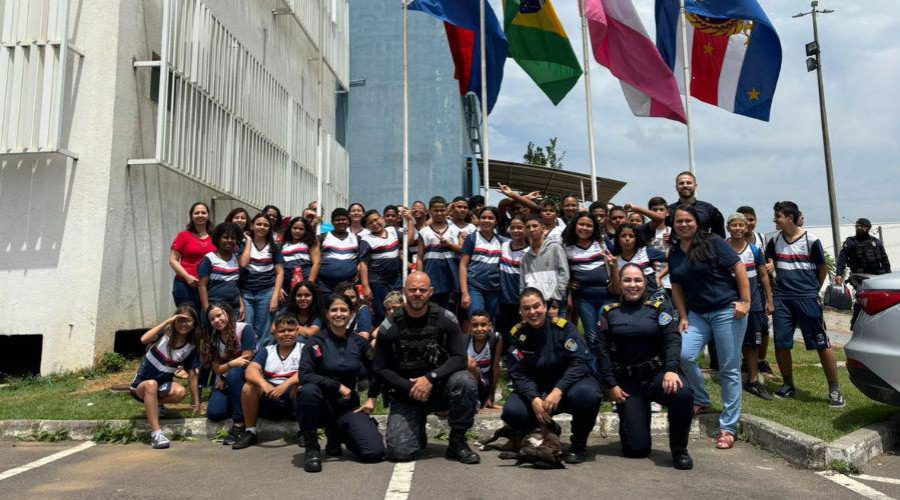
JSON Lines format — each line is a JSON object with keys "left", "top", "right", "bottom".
{"left": 198, "top": 223, "right": 243, "bottom": 318}
{"left": 460, "top": 207, "right": 503, "bottom": 321}
{"left": 497, "top": 214, "right": 528, "bottom": 337}
{"left": 287, "top": 281, "right": 326, "bottom": 338}
{"left": 130, "top": 305, "right": 202, "bottom": 449}
{"left": 240, "top": 213, "right": 285, "bottom": 347}
{"left": 281, "top": 217, "right": 321, "bottom": 304}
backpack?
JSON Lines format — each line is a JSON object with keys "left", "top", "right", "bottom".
{"left": 854, "top": 238, "right": 883, "bottom": 274}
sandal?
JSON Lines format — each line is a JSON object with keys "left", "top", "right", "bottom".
{"left": 693, "top": 404, "right": 711, "bottom": 415}
{"left": 716, "top": 430, "right": 735, "bottom": 450}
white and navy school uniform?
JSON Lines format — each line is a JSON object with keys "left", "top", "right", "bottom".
{"left": 242, "top": 242, "right": 284, "bottom": 294}
{"left": 130, "top": 334, "right": 199, "bottom": 402}
{"left": 648, "top": 226, "right": 673, "bottom": 290}
{"left": 198, "top": 251, "right": 241, "bottom": 310}
{"left": 766, "top": 231, "right": 829, "bottom": 350}
{"left": 318, "top": 231, "right": 359, "bottom": 295}
{"left": 360, "top": 227, "right": 402, "bottom": 290}
{"left": 468, "top": 333, "right": 499, "bottom": 404}
{"left": 735, "top": 243, "right": 769, "bottom": 347}
{"left": 565, "top": 241, "right": 613, "bottom": 306}
{"left": 497, "top": 240, "right": 527, "bottom": 336}
{"left": 461, "top": 231, "right": 503, "bottom": 317}
{"left": 250, "top": 340, "right": 305, "bottom": 417}
{"left": 546, "top": 218, "right": 566, "bottom": 244}
{"left": 419, "top": 224, "right": 461, "bottom": 298}
{"left": 281, "top": 241, "right": 312, "bottom": 294}
{"left": 617, "top": 246, "right": 667, "bottom": 295}
{"left": 454, "top": 222, "right": 477, "bottom": 240}
{"left": 205, "top": 322, "right": 257, "bottom": 423}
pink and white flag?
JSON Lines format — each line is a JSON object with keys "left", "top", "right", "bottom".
{"left": 585, "top": 0, "right": 686, "bottom": 123}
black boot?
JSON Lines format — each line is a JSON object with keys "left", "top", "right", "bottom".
{"left": 325, "top": 427, "right": 343, "bottom": 457}
{"left": 672, "top": 450, "right": 693, "bottom": 470}
{"left": 303, "top": 431, "right": 322, "bottom": 473}
{"left": 446, "top": 429, "right": 480, "bottom": 464}
{"left": 564, "top": 442, "right": 588, "bottom": 464}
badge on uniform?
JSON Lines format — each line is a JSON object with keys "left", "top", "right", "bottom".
{"left": 512, "top": 349, "right": 525, "bottom": 361}
{"left": 518, "top": 334, "right": 527, "bottom": 342}
{"left": 312, "top": 344, "right": 323, "bottom": 358}
{"left": 564, "top": 339, "right": 578, "bottom": 352}
{"left": 658, "top": 312, "right": 673, "bottom": 326}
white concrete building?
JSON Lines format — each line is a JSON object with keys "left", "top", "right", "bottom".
{"left": 0, "top": 0, "right": 350, "bottom": 375}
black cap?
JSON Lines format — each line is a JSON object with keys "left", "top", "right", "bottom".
{"left": 856, "top": 218, "right": 872, "bottom": 228}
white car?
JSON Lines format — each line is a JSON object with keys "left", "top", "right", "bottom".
{"left": 845, "top": 272, "right": 900, "bottom": 406}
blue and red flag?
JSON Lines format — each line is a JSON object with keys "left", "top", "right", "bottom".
{"left": 655, "top": 0, "right": 782, "bottom": 121}
{"left": 408, "top": 0, "right": 509, "bottom": 114}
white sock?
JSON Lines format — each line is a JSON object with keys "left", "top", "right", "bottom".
{"left": 151, "top": 430, "right": 162, "bottom": 438}
{"left": 246, "top": 427, "right": 257, "bottom": 435}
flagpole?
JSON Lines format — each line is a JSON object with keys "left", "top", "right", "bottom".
{"left": 579, "top": 0, "right": 598, "bottom": 202}
{"left": 679, "top": 0, "right": 696, "bottom": 175}
{"left": 315, "top": 0, "right": 325, "bottom": 220}
{"left": 479, "top": 0, "right": 490, "bottom": 205}
{"left": 402, "top": 1, "right": 410, "bottom": 282}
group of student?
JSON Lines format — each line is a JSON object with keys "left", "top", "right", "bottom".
{"left": 130, "top": 170, "right": 844, "bottom": 461}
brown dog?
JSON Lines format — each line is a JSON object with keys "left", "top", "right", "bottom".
{"left": 479, "top": 421, "right": 564, "bottom": 469}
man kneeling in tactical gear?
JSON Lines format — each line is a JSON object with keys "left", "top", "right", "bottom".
{"left": 373, "top": 271, "right": 480, "bottom": 464}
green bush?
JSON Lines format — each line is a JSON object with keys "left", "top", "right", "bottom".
{"left": 96, "top": 352, "right": 128, "bottom": 374}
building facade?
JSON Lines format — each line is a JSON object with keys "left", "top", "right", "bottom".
{"left": 346, "top": 0, "right": 469, "bottom": 211}
{"left": 0, "top": 0, "right": 349, "bottom": 375}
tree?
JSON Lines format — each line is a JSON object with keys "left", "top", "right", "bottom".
{"left": 523, "top": 137, "right": 565, "bottom": 170}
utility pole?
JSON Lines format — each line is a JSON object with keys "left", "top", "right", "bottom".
{"left": 793, "top": 1, "right": 841, "bottom": 256}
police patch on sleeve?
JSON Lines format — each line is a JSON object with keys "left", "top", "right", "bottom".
{"left": 564, "top": 339, "right": 578, "bottom": 352}
{"left": 658, "top": 312, "right": 673, "bottom": 326}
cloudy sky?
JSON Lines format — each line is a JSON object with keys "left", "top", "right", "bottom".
{"left": 484, "top": 0, "right": 900, "bottom": 233}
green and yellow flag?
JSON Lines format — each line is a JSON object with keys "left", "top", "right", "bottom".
{"left": 503, "top": 0, "right": 583, "bottom": 105}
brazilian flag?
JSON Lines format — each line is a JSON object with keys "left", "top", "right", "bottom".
{"left": 503, "top": 0, "right": 583, "bottom": 105}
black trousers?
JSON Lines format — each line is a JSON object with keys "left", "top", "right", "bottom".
{"left": 296, "top": 384, "right": 385, "bottom": 463}
{"left": 616, "top": 371, "right": 693, "bottom": 458}
{"left": 501, "top": 377, "right": 601, "bottom": 447}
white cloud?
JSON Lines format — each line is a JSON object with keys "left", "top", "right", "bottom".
{"left": 486, "top": 0, "right": 900, "bottom": 232}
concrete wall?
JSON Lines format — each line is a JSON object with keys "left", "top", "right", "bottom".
{"left": 346, "top": 0, "right": 465, "bottom": 210}
{"left": 0, "top": 0, "right": 346, "bottom": 374}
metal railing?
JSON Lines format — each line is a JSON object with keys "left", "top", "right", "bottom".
{"left": 0, "top": 0, "right": 82, "bottom": 157}
{"left": 129, "top": 0, "right": 348, "bottom": 213}
{"left": 283, "top": 0, "right": 349, "bottom": 88}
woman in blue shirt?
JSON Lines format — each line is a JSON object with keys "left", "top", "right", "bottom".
{"left": 668, "top": 205, "right": 751, "bottom": 450}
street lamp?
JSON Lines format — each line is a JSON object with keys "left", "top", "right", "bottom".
{"left": 794, "top": 1, "right": 841, "bottom": 255}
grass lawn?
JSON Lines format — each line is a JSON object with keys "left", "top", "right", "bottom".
{"left": 701, "top": 345, "right": 900, "bottom": 442}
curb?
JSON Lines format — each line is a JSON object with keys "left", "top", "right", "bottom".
{"left": 0, "top": 412, "right": 702, "bottom": 443}
{"left": 695, "top": 412, "right": 900, "bottom": 470}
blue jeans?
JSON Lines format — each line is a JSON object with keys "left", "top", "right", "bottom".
{"left": 468, "top": 286, "right": 500, "bottom": 320}
{"left": 680, "top": 306, "right": 748, "bottom": 434}
{"left": 574, "top": 295, "right": 613, "bottom": 377}
{"left": 172, "top": 278, "right": 201, "bottom": 311}
{"left": 242, "top": 288, "right": 275, "bottom": 348}
{"left": 206, "top": 367, "right": 246, "bottom": 423}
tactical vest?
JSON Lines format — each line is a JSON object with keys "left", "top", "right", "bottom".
{"left": 391, "top": 304, "right": 447, "bottom": 376}
{"left": 854, "top": 238, "right": 884, "bottom": 274}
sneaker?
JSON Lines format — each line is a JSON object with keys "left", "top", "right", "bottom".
{"left": 650, "top": 402, "right": 662, "bottom": 413}
{"left": 758, "top": 360, "right": 774, "bottom": 375}
{"left": 150, "top": 432, "right": 170, "bottom": 449}
{"left": 231, "top": 430, "right": 257, "bottom": 450}
{"left": 828, "top": 389, "right": 846, "bottom": 409}
{"left": 745, "top": 381, "right": 774, "bottom": 401}
{"left": 222, "top": 426, "right": 242, "bottom": 446}
{"left": 774, "top": 385, "right": 796, "bottom": 399}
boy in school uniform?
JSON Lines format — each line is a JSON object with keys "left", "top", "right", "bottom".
{"left": 417, "top": 196, "right": 464, "bottom": 311}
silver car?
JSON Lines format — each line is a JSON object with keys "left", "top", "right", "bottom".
{"left": 845, "top": 271, "right": 900, "bottom": 406}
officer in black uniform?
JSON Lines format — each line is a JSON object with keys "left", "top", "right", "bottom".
{"left": 836, "top": 218, "right": 892, "bottom": 325}
{"left": 502, "top": 287, "right": 602, "bottom": 464}
{"left": 373, "top": 272, "right": 480, "bottom": 464}
{"left": 297, "top": 294, "right": 385, "bottom": 472}
{"left": 596, "top": 263, "right": 694, "bottom": 470}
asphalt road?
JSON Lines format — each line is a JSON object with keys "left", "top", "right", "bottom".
{"left": 0, "top": 436, "right": 886, "bottom": 499}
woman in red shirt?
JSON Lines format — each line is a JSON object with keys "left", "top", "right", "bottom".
{"left": 169, "top": 202, "right": 215, "bottom": 310}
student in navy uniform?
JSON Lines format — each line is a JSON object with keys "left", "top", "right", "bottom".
{"left": 539, "top": 200, "right": 566, "bottom": 244}
{"left": 596, "top": 264, "right": 694, "bottom": 470}
{"left": 561, "top": 212, "right": 618, "bottom": 360}
{"left": 232, "top": 314, "right": 305, "bottom": 450}
{"left": 668, "top": 205, "right": 750, "bottom": 450}
{"left": 202, "top": 302, "right": 257, "bottom": 444}
{"left": 725, "top": 213, "right": 775, "bottom": 400}
{"left": 359, "top": 209, "right": 411, "bottom": 324}
{"left": 348, "top": 202, "right": 370, "bottom": 237}
{"left": 736, "top": 205, "right": 775, "bottom": 375}
{"left": 665, "top": 171, "right": 726, "bottom": 238}
{"left": 605, "top": 206, "right": 628, "bottom": 245}
{"left": 460, "top": 207, "right": 503, "bottom": 321}
{"left": 333, "top": 282, "right": 374, "bottom": 341}
{"left": 317, "top": 208, "right": 360, "bottom": 298}
{"left": 296, "top": 294, "right": 386, "bottom": 472}
{"left": 450, "top": 196, "right": 477, "bottom": 239}
{"left": 130, "top": 305, "right": 202, "bottom": 449}
{"left": 502, "top": 288, "right": 602, "bottom": 464}
{"left": 287, "top": 281, "right": 325, "bottom": 338}
{"left": 198, "top": 223, "right": 243, "bottom": 317}
{"left": 280, "top": 217, "right": 320, "bottom": 302}
{"left": 498, "top": 214, "right": 529, "bottom": 337}
{"left": 561, "top": 195, "right": 581, "bottom": 225}
{"left": 262, "top": 205, "right": 286, "bottom": 244}
{"left": 466, "top": 311, "right": 503, "bottom": 409}
{"left": 766, "top": 201, "right": 844, "bottom": 407}
{"left": 239, "top": 213, "right": 285, "bottom": 347}
{"left": 225, "top": 207, "right": 251, "bottom": 255}
{"left": 613, "top": 223, "right": 667, "bottom": 300}
{"left": 417, "top": 196, "right": 463, "bottom": 311}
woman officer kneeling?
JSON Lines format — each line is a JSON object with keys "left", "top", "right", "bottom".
{"left": 596, "top": 263, "right": 694, "bottom": 470}
{"left": 501, "top": 288, "right": 602, "bottom": 464}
